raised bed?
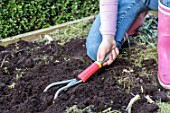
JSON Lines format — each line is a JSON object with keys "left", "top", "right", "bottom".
{"left": 1, "top": 38, "right": 170, "bottom": 113}
{"left": 1, "top": 13, "right": 169, "bottom": 113}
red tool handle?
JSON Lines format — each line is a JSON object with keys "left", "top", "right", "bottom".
{"left": 77, "top": 61, "right": 102, "bottom": 82}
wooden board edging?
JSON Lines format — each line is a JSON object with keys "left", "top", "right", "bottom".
{"left": 0, "top": 15, "right": 96, "bottom": 47}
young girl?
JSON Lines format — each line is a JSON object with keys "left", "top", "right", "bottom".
{"left": 86, "top": 0, "right": 170, "bottom": 90}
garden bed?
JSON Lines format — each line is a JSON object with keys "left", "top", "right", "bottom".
{"left": 0, "top": 38, "right": 170, "bottom": 113}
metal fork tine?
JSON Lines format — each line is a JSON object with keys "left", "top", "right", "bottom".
{"left": 44, "top": 78, "right": 82, "bottom": 102}
{"left": 43, "top": 79, "right": 76, "bottom": 92}
{"left": 53, "top": 84, "right": 72, "bottom": 100}
{"left": 53, "top": 80, "right": 82, "bottom": 101}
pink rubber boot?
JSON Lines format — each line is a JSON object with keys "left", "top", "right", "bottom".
{"left": 158, "top": 0, "right": 170, "bottom": 90}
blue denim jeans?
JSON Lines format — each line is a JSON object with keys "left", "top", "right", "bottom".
{"left": 161, "top": 0, "right": 170, "bottom": 7}
{"left": 86, "top": 0, "right": 160, "bottom": 61}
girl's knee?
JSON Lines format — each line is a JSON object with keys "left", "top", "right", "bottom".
{"left": 86, "top": 43, "right": 99, "bottom": 61}
{"left": 86, "top": 34, "right": 101, "bottom": 61}
{"left": 86, "top": 14, "right": 102, "bottom": 61}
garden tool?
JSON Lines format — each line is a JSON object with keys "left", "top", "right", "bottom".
{"left": 43, "top": 51, "right": 112, "bottom": 100}
{"left": 158, "top": 0, "right": 170, "bottom": 89}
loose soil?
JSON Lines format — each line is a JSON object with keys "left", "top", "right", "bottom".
{"left": 0, "top": 39, "right": 169, "bottom": 113}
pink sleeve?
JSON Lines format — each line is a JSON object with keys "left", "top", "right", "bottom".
{"left": 100, "top": 0, "right": 118, "bottom": 36}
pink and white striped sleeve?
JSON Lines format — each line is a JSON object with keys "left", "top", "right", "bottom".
{"left": 100, "top": 0, "right": 118, "bottom": 36}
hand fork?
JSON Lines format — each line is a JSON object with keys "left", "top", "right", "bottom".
{"left": 43, "top": 51, "right": 112, "bottom": 101}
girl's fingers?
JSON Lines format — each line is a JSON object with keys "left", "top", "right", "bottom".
{"left": 97, "top": 48, "right": 105, "bottom": 61}
{"left": 103, "top": 62, "right": 108, "bottom": 66}
{"left": 102, "top": 54, "right": 113, "bottom": 66}
{"left": 106, "top": 54, "right": 114, "bottom": 65}
{"left": 103, "top": 48, "right": 119, "bottom": 66}
{"left": 112, "top": 47, "right": 119, "bottom": 61}
{"left": 112, "top": 49, "right": 116, "bottom": 61}
{"left": 115, "top": 47, "right": 119, "bottom": 56}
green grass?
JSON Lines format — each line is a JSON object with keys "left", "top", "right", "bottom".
{"left": 36, "top": 19, "right": 92, "bottom": 44}
{"left": 157, "top": 102, "right": 170, "bottom": 113}
{"left": 66, "top": 105, "right": 122, "bottom": 113}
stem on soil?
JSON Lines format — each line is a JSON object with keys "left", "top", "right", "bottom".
{"left": 126, "top": 94, "right": 141, "bottom": 113}
{"left": 145, "top": 95, "right": 155, "bottom": 103}
{"left": 0, "top": 55, "right": 8, "bottom": 67}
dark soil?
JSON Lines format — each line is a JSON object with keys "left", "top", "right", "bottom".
{"left": 0, "top": 39, "right": 169, "bottom": 113}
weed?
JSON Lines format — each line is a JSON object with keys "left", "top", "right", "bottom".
{"left": 3, "top": 67, "right": 9, "bottom": 75}
{"left": 157, "top": 102, "right": 170, "bottom": 113}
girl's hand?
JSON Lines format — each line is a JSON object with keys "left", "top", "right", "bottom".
{"left": 97, "top": 35, "right": 119, "bottom": 66}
